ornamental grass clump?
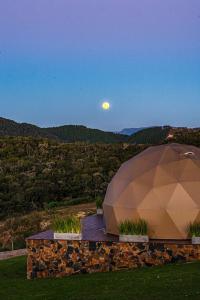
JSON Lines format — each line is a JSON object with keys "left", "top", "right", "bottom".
{"left": 53, "top": 216, "right": 81, "bottom": 234}
{"left": 187, "top": 222, "right": 200, "bottom": 237}
{"left": 119, "top": 219, "right": 148, "bottom": 236}
{"left": 95, "top": 196, "right": 103, "bottom": 209}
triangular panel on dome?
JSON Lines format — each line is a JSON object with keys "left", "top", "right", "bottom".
{"left": 167, "top": 183, "right": 198, "bottom": 210}
{"left": 114, "top": 181, "right": 150, "bottom": 208}
{"left": 166, "top": 183, "right": 199, "bottom": 237}
{"left": 113, "top": 205, "right": 140, "bottom": 223}
{"left": 104, "top": 178, "right": 131, "bottom": 205}
{"left": 153, "top": 165, "right": 178, "bottom": 187}
{"left": 138, "top": 184, "right": 177, "bottom": 209}
{"left": 158, "top": 160, "right": 184, "bottom": 182}
{"left": 133, "top": 167, "right": 156, "bottom": 187}
{"left": 158, "top": 145, "right": 180, "bottom": 165}
{"left": 137, "top": 209, "right": 182, "bottom": 239}
{"left": 181, "top": 182, "right": 200, "bottom": 206}
{"left": 117, "top": 155, "right": 159, "bottom": 182}
{"left": 137, "top": 189, "right": 159, "bottom": 209}
{"left": 138, "top": 145, "right": 165, "bottom": 164}
{"left": 153, "top": 183, "right": 177, "bottom": 207}
{"left": 112, "top": 206, "right": 141, "bottom": 235}
{"left": 166, "top": 209, "right": 199, "bottom": 238}
{"left": 179, "top": 159, "right": 200, "bottom": 182}
{"left": 192, "top": 158, "right": 200, "bottom": 169}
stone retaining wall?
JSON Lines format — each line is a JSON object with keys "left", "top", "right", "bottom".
{"left": 27, "top": 239, "right": 200, "bottom": 279}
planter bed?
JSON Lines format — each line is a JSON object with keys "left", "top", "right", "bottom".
{"left": 53, "top": 232, "right": 82, "bottom": 240}
{"left": 119, "top": 235, "right": 149, "bottom": 243}
{"left": 192, "top": 237, "right": 200, "bottom": 244}
{"left": 96, "top": 208, "right": 103, "bottom": 215}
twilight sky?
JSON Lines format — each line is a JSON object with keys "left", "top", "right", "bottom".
{"left": 0, "top": 0, "right": 200, "bottom": 131}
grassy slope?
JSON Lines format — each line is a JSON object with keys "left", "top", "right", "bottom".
{"left": 1, "top": 257, "right": 200, "bottom": 300}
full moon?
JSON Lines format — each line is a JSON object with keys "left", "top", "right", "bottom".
{"left": 102, "top": 101, "right": 110, "bottom": 110}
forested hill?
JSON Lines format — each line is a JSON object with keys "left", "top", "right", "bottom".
{"left": 128, "top": 126, "right": 171, "bottom": 144}
{"left": 0, "top": 117, "right": 127, "bottom": 143}
{"left": 0, "top": 117, "right": 57, "bottom": 140}
{"left": 128, "top": 126, "right": 200, "bottom": 146}
{"left": 45, "top": 125, "right": 128, "bottom": 143}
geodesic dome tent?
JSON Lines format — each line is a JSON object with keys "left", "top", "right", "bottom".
{"left": 103, "top": 143, "right": 200, "bottom": 239}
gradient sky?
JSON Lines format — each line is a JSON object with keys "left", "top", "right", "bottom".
{"left": 0, "top": 0, "right": 200, "bottom": 131}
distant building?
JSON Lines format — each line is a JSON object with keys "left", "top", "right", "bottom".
{"left": 167, "top": 133, "right": 174, "bottom": 139}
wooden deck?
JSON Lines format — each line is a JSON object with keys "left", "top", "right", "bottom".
{"left": 27, "top": 215, "right": 191, "bottom": 244}
{"left": 27, "top": 215, "right": 118, "bottom": 242}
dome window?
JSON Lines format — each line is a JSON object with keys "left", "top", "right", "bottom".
{"left": 184, "top": 152, "right": 195, "bottom": 158}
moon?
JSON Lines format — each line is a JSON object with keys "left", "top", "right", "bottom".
{"left": 102, "top": 101, "right": 110, "bottom": 110}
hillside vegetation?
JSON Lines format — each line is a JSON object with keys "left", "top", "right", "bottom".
{"left": 0, "top": 136, "right": 145, "bottom": 218}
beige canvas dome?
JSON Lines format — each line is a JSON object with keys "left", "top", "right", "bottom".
{"left": 103, "top": 143, "right": 200, "bottom": 239}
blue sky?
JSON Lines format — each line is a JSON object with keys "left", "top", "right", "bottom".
{"left": 0, "top": 0, "right": 200, "bottom": 131}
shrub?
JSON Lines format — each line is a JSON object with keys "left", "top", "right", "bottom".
{"left": 46, "top": 201, "right": 58, "bottom": 209}
{"left": 95, "top": 196, "right": 103, "bottom": 209}
{"left": 53, "top": 216, "right": 81, "bottom": 233}
{"left": 187, "top": 222, "right": 200, "bottom": 237}
{"left": 119, "top": 219, "right": 148, "bottom": 235}
{"left": 61, "top": 197, "right": 92, "bottom": 207}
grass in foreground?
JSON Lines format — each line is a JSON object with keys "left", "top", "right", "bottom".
{"left": 1, "top": 256, "right": 200, "bottom": 300}
{"left": 95, "top": 196, "right": 103, "bottom": 209}
{"left": 53, "top": 216, "right": 81, "bottom": 233}
{"left": 188, "top": 221, "right": 200, "bottom": 237}
{"left": 119, "top": 219, "right": 148, "bottom": 235}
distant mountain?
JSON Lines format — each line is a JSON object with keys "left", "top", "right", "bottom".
{"left": 0, "top": 117, "right": 127, "bottom": 143}
{"left": 118, "top": 127, "right": 147, "bottom": 136}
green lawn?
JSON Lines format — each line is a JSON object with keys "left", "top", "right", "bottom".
{"left": 1, "top": 256, "right": 200, "bottom": 300}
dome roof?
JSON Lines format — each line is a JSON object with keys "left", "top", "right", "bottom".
{"left": 103, "top": 143, "right": 200, "bottom": 239}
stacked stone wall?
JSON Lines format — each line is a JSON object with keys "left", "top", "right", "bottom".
{"left": 27, "top": 239, "right": 200, "bottom": 279}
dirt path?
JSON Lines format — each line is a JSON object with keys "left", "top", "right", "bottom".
{"left": 0, "top": 248, "right": 27, "bottom": 260}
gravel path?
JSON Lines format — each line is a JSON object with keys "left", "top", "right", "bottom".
{"left": 0, "top": 249, "right": 27, "bottom": 260}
